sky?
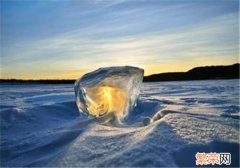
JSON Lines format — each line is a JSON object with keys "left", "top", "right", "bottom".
{"left": 1, "top": 0, "right": 239, "bottom": 79}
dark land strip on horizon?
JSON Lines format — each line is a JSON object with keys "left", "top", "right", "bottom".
{"left": 1, "top": 63, "right": 239, "bottom": 84}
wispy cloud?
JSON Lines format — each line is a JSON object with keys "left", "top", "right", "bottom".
{"left": 1, "top": 0, "right": 239, "bottom": 79}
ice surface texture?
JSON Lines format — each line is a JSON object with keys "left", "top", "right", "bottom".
{"left": 74, "top": 66, "right": 144, "bottom": 121}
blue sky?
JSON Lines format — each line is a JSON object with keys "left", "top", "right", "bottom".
{"left": 1, "top": 0, "right": 239, "bottom": 79}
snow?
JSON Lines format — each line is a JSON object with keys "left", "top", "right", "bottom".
{"left": 0, "top": 79, "right": 239, "bottom": 167}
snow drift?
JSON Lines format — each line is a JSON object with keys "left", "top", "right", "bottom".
{"left": 0, "top": 79, "right": 239, "bottom": 167}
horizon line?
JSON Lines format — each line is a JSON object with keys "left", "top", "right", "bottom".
{"left": 1, "top": 63, "right": 239, "bottom": 81}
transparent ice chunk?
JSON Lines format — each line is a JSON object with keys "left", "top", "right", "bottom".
{"left": 74, "top": 66, "right": 144, "bottom": 121}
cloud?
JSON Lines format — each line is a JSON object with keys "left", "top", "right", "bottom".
{"left": 1, "top": 1, "right": 238, "bottom": 79}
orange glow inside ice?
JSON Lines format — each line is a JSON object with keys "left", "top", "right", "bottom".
{"left": 85, "top": 86, "right": 127, "bottom": 118}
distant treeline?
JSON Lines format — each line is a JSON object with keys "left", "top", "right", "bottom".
{"left": 0, "top": 79, "right": 76, "bottom": 85}
{"left": 1, "top": 63, "right": 239, "bottom": 84}
{"left": 143, "top": 63, "right": 240, "bottom": 82}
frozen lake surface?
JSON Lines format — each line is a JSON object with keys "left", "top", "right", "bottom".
{"left": 0, "top": 79, "right": 239, "bottom": 167}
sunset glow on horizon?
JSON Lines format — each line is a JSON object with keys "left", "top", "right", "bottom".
{"left": 1, "top": 0, "right": 239, "bottom": 79}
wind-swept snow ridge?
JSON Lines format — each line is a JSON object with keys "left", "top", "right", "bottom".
{"left": 74, "top": 66, "right": 144, "bottom": 123}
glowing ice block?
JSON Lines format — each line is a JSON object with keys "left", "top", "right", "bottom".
{"left": 74, "top": 66, "right": 144, "bottom": 120}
